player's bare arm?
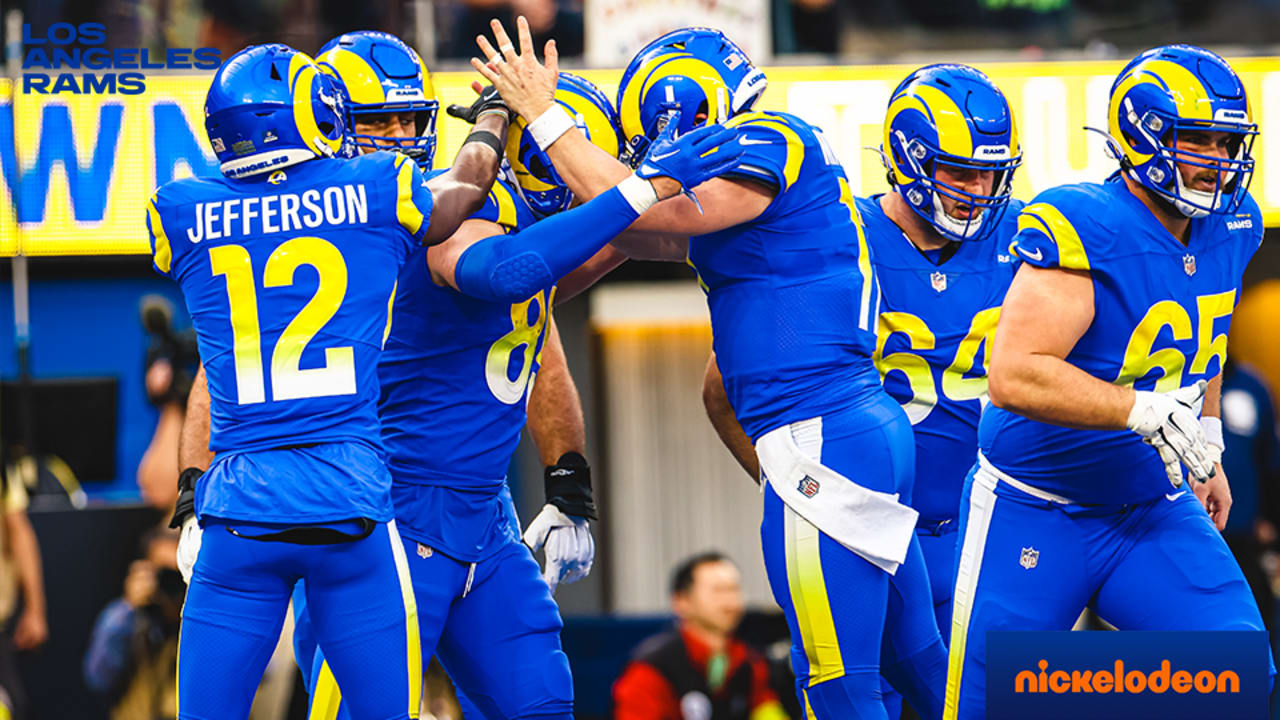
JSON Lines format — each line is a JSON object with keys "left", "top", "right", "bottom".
{"left": 473, "top": 17, "right": 774, "bottom": 249}
{"left": 701, "top": 353, "right": 760, "bottom": 481}
{"left": 180, "top": 364, "right": 215, "bottom": 471}
{"left": 1197, "top": 372, "right": 1232, "bottom": 529}
{"left": 987, "top": 263, "right": 1134, "bottom": 429}
{"left": 527, "top": 319, "right": 586, "bottom": 465}
{"left": 422, "top": 111, "right": 511, "bottom": 244}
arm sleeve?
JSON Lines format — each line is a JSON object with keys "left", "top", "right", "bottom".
{"left": 612, "top": 661, "right": 678, "bottom": 720}
{"left": 393, "top": 154, "right": 437, "bottom": 246}
{"left": 453, "top": 185, "right": 639, "bottom": 302}
{"left": 1010, "top": 200, "right": 1091, "bottom": 271}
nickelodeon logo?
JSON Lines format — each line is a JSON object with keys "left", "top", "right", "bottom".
{"left": 1015, "top": 659, "right": 1240, "bottom": 695}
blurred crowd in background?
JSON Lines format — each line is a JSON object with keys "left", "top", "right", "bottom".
{"left": 7, "top": 0, "right": 1280, "bottom": 66}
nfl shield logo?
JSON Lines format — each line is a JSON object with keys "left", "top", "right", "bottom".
{"left": 417, "top": 543, "right": 433, "bottom": 559}
{"left": 1019, "top": 547, "right": 1039, "bottom": 570}
{"left": 1183, "top": 253, "right": 1197, "bottom": 277}
{"left": 797, "top": 476, "right": 820, "bottom": 498}
{"left": 930, "top": 271, "right": 947, "bottom": 293}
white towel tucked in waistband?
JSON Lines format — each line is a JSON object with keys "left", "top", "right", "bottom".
{"left": 756, "top": 419, "right": 919, "bottom": 575}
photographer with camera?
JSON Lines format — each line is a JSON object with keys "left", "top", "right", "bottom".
{"left": 135, "top": 296, "right": 198, "bottom": 511}
{"left": 83, "top": 527, "right": 184, "bottom": 720}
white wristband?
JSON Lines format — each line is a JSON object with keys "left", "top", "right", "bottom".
{"left": 1201, "top": 415, "right": 1225, "bottom": 451}
{"left": 617, "top": 175, "right": 659, "bottom": 215}
{"left": 526, "top": 104, "right": 575, "bottom": 151}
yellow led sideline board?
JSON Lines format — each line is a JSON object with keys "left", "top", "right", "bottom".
{"left": 0, "top": 57, "right": 1277, "bottom": 257}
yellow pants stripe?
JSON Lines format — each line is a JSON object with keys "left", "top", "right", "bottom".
{"left": 387, "top": 520, "right": 423, "bottom": 718}
{"left": 306, "top": 521, "right": 423, "bottom": 720}
{"left": 944, "top": 471, "right": 999, "bottom": 720}
{"left": 784, "top": 505, "right": 845, "bottom": 686}
{"left": 309, "top": 660, "right": 343, "bottom": 720}
{"left": 803, "top": 688, "right": 819, "bottom": 720}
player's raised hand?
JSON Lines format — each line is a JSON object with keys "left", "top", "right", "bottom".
{"left": 1127, "top": 380, "right": 1215, "bottom": 487}
{"left": 635, "top": 114, "right": 747, "bottom": 209}
{"left": 445, "top": 84, "right": 512, "bottom": 124}
{"left": 472, "top": 16, "right": 558, "bottom": 122}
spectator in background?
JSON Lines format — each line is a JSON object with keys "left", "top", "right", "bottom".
{"left": 84, "top": 528, "right": 184, "bottom": 720}
{"left": 1220, "top": 358, "right": 1280, "bottom": 631}
{"left": 613, "top": 552, "right": 787, "bottom": 720}
{"left": 0, "top": 466, "right": 48, "bottom": 720}
{"left": 436, "top": 0, "right": 583, "bottom": 59}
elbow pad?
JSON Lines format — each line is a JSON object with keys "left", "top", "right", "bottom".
{"left": 454, "top": 240, "right": 554, "bottom": 303}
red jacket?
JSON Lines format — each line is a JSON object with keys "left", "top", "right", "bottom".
{"left": 612, "top": 627, "right": 787, "bottom": 720}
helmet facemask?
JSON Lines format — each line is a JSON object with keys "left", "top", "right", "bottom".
{"left": 1127, "top": 110, "right": 1256, "bottom": 218}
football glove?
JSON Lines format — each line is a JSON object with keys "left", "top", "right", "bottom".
{"left": 634, "top": 112, "right": 746, "bottom": 213}
{"left": 170, "top": 467, "right": 204, "bottom": 583}
{"left": 1126, "top": 380, "right": 1215, "bottom": 487}
{"left": 523, "top": 452, "right": 596, "bottom": 593}
{"left": 446, "top": 85, "right": 513, "bottom": 123}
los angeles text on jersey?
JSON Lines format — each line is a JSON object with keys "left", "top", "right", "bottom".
{"left": 184, "top": 184, "right": 369, "bottom": 243}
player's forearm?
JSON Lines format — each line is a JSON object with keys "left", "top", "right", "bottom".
{"left": 987, "top": 353, "right": 1134, "bottom": 430}
{"left": 1204, "top": 373, "right": 1222, "bottom": 417}
{"left": 527, "top": 320, "right": 587, "bottom": 465}
{"left": 8, "top": 511, "right": 45, "bottom": 619}
{"left": 179, "top": 365, "right": 215, "bottom": 471}
{"left": 556, "top": 245, "right": 629, "bottom": 301}
{"left": 546, "top": 130, "right": 633, "bottom": 203}
{"left": 609, "top": 229, "right": 689, "bottom": 262}
{"left": 702, "top": 354, "right": 760, "bottom": 480}
{"left": 545, "top": 133, "right": 764, "bottom": 238}
{"left": 424, "top": 114, "right": 509, "bottom": 244}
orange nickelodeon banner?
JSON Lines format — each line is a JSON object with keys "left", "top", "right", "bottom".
{"left": 1, "top": 57, "right": 1278, "bottom": 257}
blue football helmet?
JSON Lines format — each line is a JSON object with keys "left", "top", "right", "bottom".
{"left": 882, "top": 64, "right": 1022, "bottom": 241}
{"left": 505, "top": 73, "right": 622, "bottom": 217}
{"left": 316, "top": 31, "right": 439, "bottom": 169}
{"left": 616, "top": 28, "right": 765, "bottom": 166}
{"left": 1107, "top": 44, "right": 1256, "bottom": 217}
{"left": 205, "top": 44, "right": 348, "bottom": 179}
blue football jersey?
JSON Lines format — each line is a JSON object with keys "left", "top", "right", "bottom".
{"left": 147, "top": 151, "right": 434, "bottom": 520}
{"left": 979, "top": 173, "right": 1263, "bottom": 504}
{"left": 377, "top": 178, "right": 546, "bottom": 558}
{"left": 687, "top": 111, "right": 884, "bottom": 439}
{"left": 861, "top": 195, "right": 1022, "bottom": 522}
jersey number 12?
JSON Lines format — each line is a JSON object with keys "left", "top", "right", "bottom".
{"left": 211, "top": 237, "right": 356, "bottom": 404}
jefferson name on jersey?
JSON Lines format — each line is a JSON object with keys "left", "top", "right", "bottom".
{"left": 182, "top": 182, "right": 371, "bottom": 243}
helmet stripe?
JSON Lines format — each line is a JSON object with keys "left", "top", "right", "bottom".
{"left": 318, "top": 47, "right": 388, "bottom": 105}
{"left": 559, "top": 91, "right": 620, "bottom": 158}
{"left": 910, "top": 84, "right": 973, "bottom": 158}
{"left": 490, "top": 182, "right": 519, "bottom": 229}
{"left": 291, "top": 63, "right": 342, "bottom": 157}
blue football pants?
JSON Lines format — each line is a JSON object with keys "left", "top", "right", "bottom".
{"left": 178, "top": 519, "right": 420, "bottom": 720}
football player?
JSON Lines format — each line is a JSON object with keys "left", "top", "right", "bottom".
{"left": 945, "top": 44, "right": 1272, "bottom": 719}
{"left": 168, "top": 38, "right": 743, "bottom": 720}
{"left": 153, "top": 42, "right": 510, "bottom": 719}
{"left": 294, "top": 31, "right": 627, "bottom": 719}
{"left": 475, "top": 19, "right": 945, "bottom": 718}
{"left": 702, "top": 63, "right": 1024, "bottom": 719}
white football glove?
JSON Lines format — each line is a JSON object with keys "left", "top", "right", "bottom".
{"left": 523, "top": 504, "right": 594, "bottom": 594}
{"left": 176, "top": 515, "right": 203, "bottom": 584}
{"left": 1126, "top": 380, "right": 1214, "bottom": 488}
